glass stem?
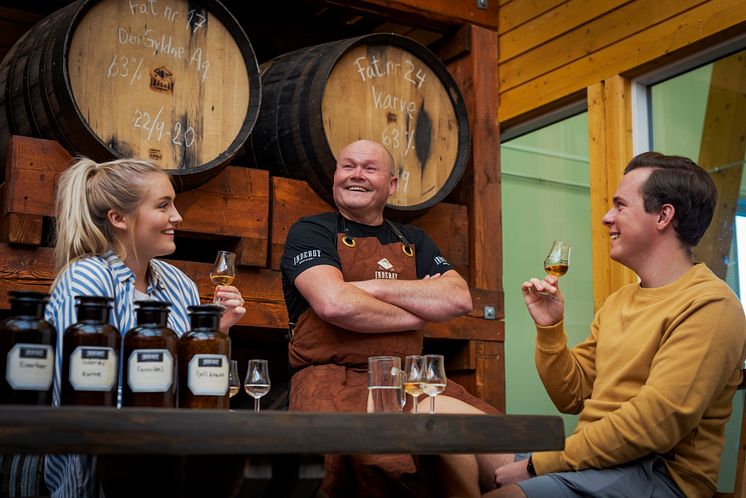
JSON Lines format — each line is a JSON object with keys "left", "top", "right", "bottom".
{"left": 429, "top": 396, "right": 435, "bottom": 414}
{"left": 412, "top": 395, "right": 418, "bottom": 414}
{"left": 254, "top": 398, "right": 260, "bottom": 412}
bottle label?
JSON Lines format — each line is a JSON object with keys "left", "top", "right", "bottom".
{"left": 69, "top": 346, "right": 118, "bottom": 391}
{"left": 127, "top": 349, "right": 174, "bottom": 392}
{"left": 187, "top": 354, "right": 228, "bottom": 396}
{"left": 6, "top": 344, "right": 54, "bottom": 391}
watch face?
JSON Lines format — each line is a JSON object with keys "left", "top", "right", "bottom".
{"left": 527, "top": 456, "right": 537, "bottom": 477}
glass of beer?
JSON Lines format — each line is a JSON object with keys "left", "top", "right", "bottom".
{"left": 544, "top": 241, "right": 571, "bottom": 277}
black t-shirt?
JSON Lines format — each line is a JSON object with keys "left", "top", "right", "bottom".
{"left": 281, "top": 212, "right": 454, "bottom": 323}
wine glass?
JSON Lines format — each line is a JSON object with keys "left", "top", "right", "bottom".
{"left": 210, "top": 251, "right": 236, "bottom": 304}
{"left": 423, "top": 355, "right": 446, "bottom": 414}
{"left": 543, "top": 240, "right": 571, "bottom": 278}
{"left": 403, "top": 355, "right": 425, "bottom": 414}
{"left": 228, "top": 360, "right": 240, "bottom": 399}
{"left": 244, "top": 359, "right": 270, "bottom": 412}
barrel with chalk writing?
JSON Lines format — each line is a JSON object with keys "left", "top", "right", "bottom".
{"left": 248, "top": 34, "right": 470, "bottom": 217}
{"left": 0, "top": 0, "right": 260, "bottom": 191}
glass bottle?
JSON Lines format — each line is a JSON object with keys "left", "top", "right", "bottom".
{"left": 122, "top": 301, "right": 177, "bottom": 408}
{"left": 178, "top": 304, "right": 230, "bottom": 409}
{"left": 61, "top": 296, "right": 120, "bottom": 406}
{"left": 0, "top": 291, "right": 56, "bottom": 405}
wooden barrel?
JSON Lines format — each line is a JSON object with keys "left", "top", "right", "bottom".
{"left": 0, "top": 0, "right": 260, "bottom": 191}
{"left": 248, "top": 34, "right": 470, "bottom": 217}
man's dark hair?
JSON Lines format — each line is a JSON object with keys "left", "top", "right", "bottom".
{"left": 624, "top": 152, "right": 718, "bottom": 248}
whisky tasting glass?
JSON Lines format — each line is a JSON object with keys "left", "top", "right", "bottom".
{"left": 228, "top": 360, "right": 240, "bottom": 399}
{"left": 244, "top": 359, "right": 270, "bottom": 412}
{"left": 210, "top": 251, "right": 236, "bottom": 305}
{"left": 423, "top": 355, "right": 446, "bottom": 414}
{"left": 544, "top": 240, "right": 571, "bottom": 278}
{"left": 403, "top": 355, "right": 425, "bottom": 414}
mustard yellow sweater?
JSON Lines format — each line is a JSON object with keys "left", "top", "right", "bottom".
{"left": 531, "top": 264, "right": 746, "bottom": 497}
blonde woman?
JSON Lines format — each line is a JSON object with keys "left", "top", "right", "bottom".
{"left": 45, "top": 157, "right": 246, "bottom": 498}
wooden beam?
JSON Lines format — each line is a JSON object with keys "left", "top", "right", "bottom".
{"left": 498, "top": 0, "right": 566, "bottom": 34}
{"left": 446, "top": 25, "right": 501, "bottom": 292}
{"left": 324, "top": 0, "right": 497, "bottom": 30}
{"left": 695, "top": 50, "right": 746, "bottom": 279}
{"left": 0, "top": 244, "right": 289, "bottom": 329}
{"left": 587, "top": 76, "right": 637, "bottom": 311}
{"left": 0, "top": 212, "right": 42, "bottom": 245}
{"left": 0, "top": 243, "right": 498, "bottom": 334}
{"left": 499, "top": 0, "right": 705, "bottom": 90}
{"left": 175, "top": 167, "right": 270, "bottom": 268}
{"left": 500, "top": 0, "right": 746, "bottom": 125}
{"left": 424, "top": 315, "right": 503, "bottom": 342}
{"left": 2, "top": 136, "right": 71, "bottom": 217}
{"left": 0, "top": 407, "right": 564, "bottom": 455}
{"left": 499, "top": 0, "right": 633, "bottom": 62}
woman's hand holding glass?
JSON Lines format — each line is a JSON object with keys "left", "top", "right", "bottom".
{"left": 210, "top": 251, "right": 246, "bottom": 331}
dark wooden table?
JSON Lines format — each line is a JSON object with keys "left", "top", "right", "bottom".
{"left": 0, "top": 407, "right": 564, "bottom": 498}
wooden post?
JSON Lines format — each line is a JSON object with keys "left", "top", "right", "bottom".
{"left": 444, "top": 24, "right": 504, "bottom": 411}
{"left": 587, "top": 76, "right": 637, "bottom": 311}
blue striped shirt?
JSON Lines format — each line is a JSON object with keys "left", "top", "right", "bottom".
{"left": 43, "top": 252, "right": 200, "bottom": 498}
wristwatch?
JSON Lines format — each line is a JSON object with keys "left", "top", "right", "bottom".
{"left": 526, "top": 456, "right": 537, "bottom": 477}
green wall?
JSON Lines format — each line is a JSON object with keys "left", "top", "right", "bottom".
{"left": 501, "top": 113, "right": 593, "bottom": 435}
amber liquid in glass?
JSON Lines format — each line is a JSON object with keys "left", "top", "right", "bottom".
{"left": 403, "top": 382, "right": 424, "bottom": 397}
{"left": 544, "top": 263, "right": 569, "bottom": 277}
{"left": 209, "top": 275, "right": 234, "bottom": 286}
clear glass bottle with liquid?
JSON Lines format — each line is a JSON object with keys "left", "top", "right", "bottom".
{"left": 178, "top": 304, "right": 230, "bottom": 409}
{"left": 122, "top": 301, "right": 178, "bottom": 408}
{"left": 61, "top": 296, "right": 120, "bottom": 406}
{"left": 0, "top": 291, "right": 56, "bottom": 405}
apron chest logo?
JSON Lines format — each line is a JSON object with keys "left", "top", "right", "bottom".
{"left": 375, "top": 258, "right": 399, "bottom": 280}
{"left": 377, "top": 258, "right": 394, "bottom": 270}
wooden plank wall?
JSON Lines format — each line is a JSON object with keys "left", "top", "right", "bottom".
{"left": 498, "top": 0, "right": 746, "bottom": 128}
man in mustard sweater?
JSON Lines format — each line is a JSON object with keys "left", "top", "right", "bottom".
{"left": 486, "top": 152, "right": 746, "bottom": 498}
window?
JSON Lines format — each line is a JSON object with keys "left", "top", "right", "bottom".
{"left": 500, "top": 112, "right": 593, "bottom": 435}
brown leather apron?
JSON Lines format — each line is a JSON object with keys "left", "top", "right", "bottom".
{"left": 288, "top": 224, "right": 498, "bottom": 497}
